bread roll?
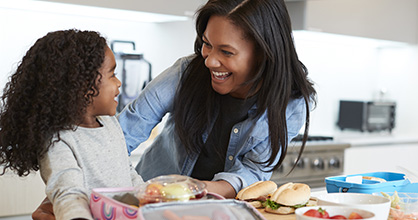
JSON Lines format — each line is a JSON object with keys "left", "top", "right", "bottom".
{"left": 248, "top": 201, "right": 263, "bottom": 209}
{"left": 236, "top": 181, "right": 277, "bottom": 200}
{"left": 265, "top": 206, "right": 295, "bottom": 215}
{"left": 270, "top": 182, "right": 310, "bottom": 206}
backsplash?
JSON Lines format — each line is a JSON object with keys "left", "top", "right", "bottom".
{"left": 1, "top": 3, "right": 417, "bottom": 137}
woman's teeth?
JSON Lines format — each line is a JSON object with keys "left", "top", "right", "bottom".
{"left": 212, "top": 71, "right": 230, "bottom": 80}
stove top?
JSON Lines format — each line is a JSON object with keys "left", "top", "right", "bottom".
{"left": 292, "top": 134, "right": 334, "bottom": 142}
{"left": 271, "top": 134, "right": 349, "bottom": 188}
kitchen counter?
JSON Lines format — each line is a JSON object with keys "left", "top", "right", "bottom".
{"left": 336, "top": 133, "right": 418, "bottom": 175}
{"left": 333, "top": 133, "right": 418, "bottom": 147}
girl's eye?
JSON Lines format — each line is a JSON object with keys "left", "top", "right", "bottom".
{"left": 112, "top": 72, "right": 117, "bottom": 77}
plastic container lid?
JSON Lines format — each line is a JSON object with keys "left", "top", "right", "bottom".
{"left": 374, "top": 192, "right": 418, "bottom": 218}
{"left": 137, "top": 199, "right": 266, "bottom": 220}
{"left": 136, "top": 174, "right": 207, "bottom": 206}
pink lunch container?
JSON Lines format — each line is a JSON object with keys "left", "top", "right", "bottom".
{"left": 90, "top": 187, "right": 139, "bottom": 220}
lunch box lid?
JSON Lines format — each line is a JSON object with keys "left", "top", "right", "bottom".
{"left": 325, "top": 172, "right": 411, "bottom": 194}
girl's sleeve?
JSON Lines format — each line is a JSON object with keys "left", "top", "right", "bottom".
{"left": 39, "top": 141, "right": 93, "bottom": 220}
{"left": 130, "top": 162, "right": 144, "bottom": 186}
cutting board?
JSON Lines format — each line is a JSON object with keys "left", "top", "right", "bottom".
{"left": 257, "top": 209, "right": 296, "bottom": 220}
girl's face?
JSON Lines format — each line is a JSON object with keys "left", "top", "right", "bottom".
{"left": 89, "top": 46, "right": 121, "bottom": 117}
{"left": 201, "top": 15, "right": 257, "bottom": 99}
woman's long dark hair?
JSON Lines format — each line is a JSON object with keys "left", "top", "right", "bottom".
{"left": 0, "top": 29, "right": 107, "bottom": 176}
{"left": 174, "top": 0, "right": 316, "bottom": 172}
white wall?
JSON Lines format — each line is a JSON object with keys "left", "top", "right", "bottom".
{"left": 0, "top": 5, "right": 196, "bottom": 93}
{"left": 293, "top": 32, "right": 418, "bottom": 137}
{"left": 1, "top": 3, "right": 418, "bottom": 138}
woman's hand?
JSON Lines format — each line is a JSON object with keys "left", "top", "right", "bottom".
{"left": 202, "top": 180, "right": 236, "bottom": 199}
{"left": 32, "top": 197, "right": 55, "bottom": 220}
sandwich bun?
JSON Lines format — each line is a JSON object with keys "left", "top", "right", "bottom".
{"left": 248, "top": 201, "right": 263, "bottom": 209}
{"left": 265, "top": 206, "right": 295, "bottom": 215}
{"left": 236, "top": 181, "right": 277, "bottom": 200}
{"left": 270, "top": 182, "right": 310, "bottom": 206}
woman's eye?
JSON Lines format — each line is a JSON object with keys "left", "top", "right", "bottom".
{"left": 222, "top": 50, "right": 233, "bottom": 56}
{"left": 202, "top": 40, "right": 211, "bottom": 47}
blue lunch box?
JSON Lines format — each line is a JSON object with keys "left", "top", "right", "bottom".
{"left": 325, "top": 172, "right": 413, "bottom": 194}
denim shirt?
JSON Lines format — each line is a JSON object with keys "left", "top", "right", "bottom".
{"left": 117, "top": 55, "right": 307, "bottom": 193}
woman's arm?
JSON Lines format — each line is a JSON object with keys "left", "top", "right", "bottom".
{"left": 117, "top": 56, "right": 192, "bottom": 154}
{"left": 202, "top": 180, "right": 236, "bottom": 199}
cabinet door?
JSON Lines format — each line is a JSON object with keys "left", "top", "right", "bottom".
{"left": 0, "top": 171, "right": 45, "bottom": 217}
{"left": 38, "top": 0, "right": 206, "bottom": 17}
{"left": 288, "top": 0, "right": 418, "bottom": 44}
{"left": 344, "top": 144, "right": 418, "bottom": 175}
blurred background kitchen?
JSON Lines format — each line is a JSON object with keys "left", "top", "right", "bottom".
{"left": 1, "top": 0, "right": 418, "bottom": 218}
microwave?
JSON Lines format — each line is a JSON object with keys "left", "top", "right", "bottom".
{"left": 337, "top": 100, "right": 396, "bottom": 132}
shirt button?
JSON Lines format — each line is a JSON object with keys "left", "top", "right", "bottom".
{"left": 233, "top": 128, "right": 239, "bottom": 134}
{"left": 228, "top": 156, "right": 234, "bottom": 161}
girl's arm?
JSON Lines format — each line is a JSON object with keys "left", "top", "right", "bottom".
{"left": 32, "top": 197, "right": 55, "bottom": 220}
{"left": 39, "top": 140, "right": 92, "bottom": 220}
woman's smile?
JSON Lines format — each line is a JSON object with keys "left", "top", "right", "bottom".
{"left": 212, "top": 70, "right": 232, "bottom": 81}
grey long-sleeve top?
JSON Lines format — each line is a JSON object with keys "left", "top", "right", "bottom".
{"left": 39, "top": 116, "right": 143, "bottom": 220}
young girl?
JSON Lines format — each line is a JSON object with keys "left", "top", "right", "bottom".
{"left": 0, "top": 29, "right": 143, "bottom": 220}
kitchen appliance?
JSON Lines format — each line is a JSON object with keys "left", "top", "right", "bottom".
{"left": 337, "top": 100, "right": 396, "bottom": 132}
{"left": 111, "top": 40, "right": 152, "bottom": 112}
{"left": 270, "top": 135, "right": 350, "bottom": 188}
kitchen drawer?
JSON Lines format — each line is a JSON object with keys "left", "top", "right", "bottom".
{"left": 0, "top": 171, "right": 45, "bottom": 217}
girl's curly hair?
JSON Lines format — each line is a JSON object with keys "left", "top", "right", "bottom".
{"left": 0, "top": 29, "right": 107, "bottom": 176}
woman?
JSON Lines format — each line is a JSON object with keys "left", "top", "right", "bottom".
{"left": 33, "top": 0, "right": 316, "bottom": 218}
{"left": 119, "top": 0, "right": 316, "bottom": 198}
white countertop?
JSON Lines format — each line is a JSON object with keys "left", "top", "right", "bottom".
{"left": 333, "top": 132, "right": 418, "bottom": 147}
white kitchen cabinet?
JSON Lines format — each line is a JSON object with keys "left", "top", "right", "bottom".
{"left": 38, "top": 0, "right": 206, "bottom": 17}
{"left": 344, "top": 143, "right": 418, "bottom": 176}
{"left": 0, "top": 171, "right": 45, "bottom": 217}
{"left": 286, "top": 0, "right": 418, "bottom": 44}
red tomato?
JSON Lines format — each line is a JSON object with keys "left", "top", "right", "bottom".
{"left": 321, "top": 209, "right": 330, "bottom": 219}
{"left": 303, "top": 208, "right": 330, "bottom": 218}
{"left": 304, "top": 209, "right": 322, "bottom": 218}
{"left": 348, "top": 212, "right": 363, "bottom": 219}
{"left": 330, "top": 215, "right": 348, "bottom": 219}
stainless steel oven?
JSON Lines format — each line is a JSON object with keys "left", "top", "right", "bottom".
{"left": 270, "top": 136, "right": 350, "bottom": 188}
